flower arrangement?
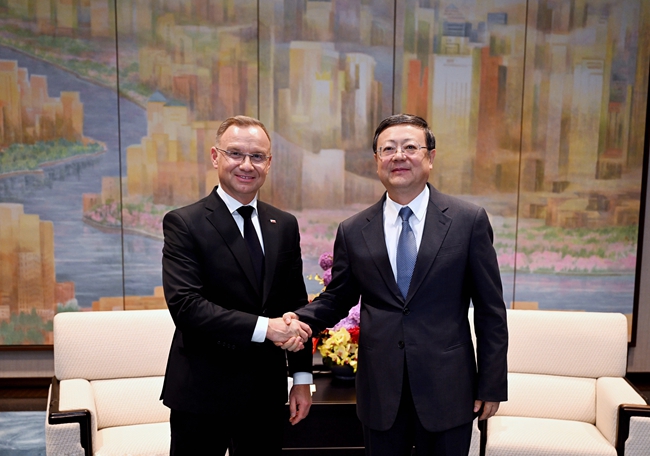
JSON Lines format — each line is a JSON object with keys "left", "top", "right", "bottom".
{"left": 312, "top": 252, "right": 361, "bottom": 373}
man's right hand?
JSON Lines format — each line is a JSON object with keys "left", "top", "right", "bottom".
{"left": 266, "top": 316, "right": 311, "bottom": 352}
{"left": 273, "top": 312, "right": 309, "bottom": 351}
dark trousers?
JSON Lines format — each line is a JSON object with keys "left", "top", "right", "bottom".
{"left": 363, "top": 369, "right": 473, "bottom": 456}
{"left": 170, "top": 400, "right": 285, "bottom": 456}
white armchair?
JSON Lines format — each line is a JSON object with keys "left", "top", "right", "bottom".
{"left": 471, "top": 309, "right": 650, "bottom": 456}
{"left": 46, "top": 309, "right": 175, "bottom": 456}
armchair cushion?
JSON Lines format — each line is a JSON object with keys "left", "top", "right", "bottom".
{"left": 94, "top": 422, "right": 170, "bottom": 456}
{"left": 505, "top": 310, "right": 628, "bottom": 378}
{"left": 92, "top": 377, "right": 169, "bottom": 430}
{"left": 54, "top": 309, "right": 173, "bottom": 381}
{"left": 486, "top": 416, "right": 615, "bottom": 456}
{"left": 498, "top": 372, "right": 595, "bottom": 423}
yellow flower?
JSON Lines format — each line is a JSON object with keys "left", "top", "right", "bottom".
{"left": 329, "top": 328, "right": 351, "bottom": 345}
{"left": 317, "top": 327, "right": 359, "bottom": 373}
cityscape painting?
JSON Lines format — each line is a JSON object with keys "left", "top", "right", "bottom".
{"left": 0, "top": 0, "right": 647, "bottom": 345}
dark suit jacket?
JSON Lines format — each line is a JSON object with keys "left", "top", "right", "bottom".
{"left": 296, "top": 184, "right": 508, "bottom": 432}
{"left": 160, "top": 187, "right": 312, "bottom": 414}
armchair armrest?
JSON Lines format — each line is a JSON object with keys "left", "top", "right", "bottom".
{"left": 46, "top": 381, "right": 85, "bottom": 456}
{"left": 47, "top": 377, "right": 96, "bottom": 456}
{"left": 616, "top": 404, "right": 650, "bottom": 456}
{"left": 596, "top": 377, "right": 647, "bottom": 447}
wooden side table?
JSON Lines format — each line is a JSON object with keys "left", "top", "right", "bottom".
{"left": 283, "top": 374, "right": 364, "bottom": 455}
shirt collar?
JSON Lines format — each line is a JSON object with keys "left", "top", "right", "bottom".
{"left": 385, "top": 186, "right": 429, "bottom": 225}
{"left": 216, "top": 186, "right": 259, "bottom": 215}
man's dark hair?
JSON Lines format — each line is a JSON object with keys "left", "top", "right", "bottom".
{"left": 372, "top": 113, "right": 436, "bottom": 153}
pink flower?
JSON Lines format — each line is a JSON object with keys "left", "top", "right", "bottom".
{"left": 332, "top": 302, "right": 361, "bottom": 331}
{"left": 319, "top": 252, "right": 333, "bottom": 271}
{"left": 322, "top": 268, "right": 332, "bottom": 286}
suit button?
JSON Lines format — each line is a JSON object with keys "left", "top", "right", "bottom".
{"left": 403, "top": 307, "right": 410, "bottom": 315}
{"left": 398, "top": 341, "right": 405, "bottom": 349}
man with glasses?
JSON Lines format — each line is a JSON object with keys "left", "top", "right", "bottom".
{"left": 161, "top": 115, "right": 313, "bottom": 455}
{"left": 283, "top": 114, "right": 508, "bottom": 456}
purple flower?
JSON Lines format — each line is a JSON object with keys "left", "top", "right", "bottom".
{"left": 322, "top": 269, "right": 332, "bottom": 286}
{"left": 319, "top": 252, "right": 333, "bottom": 271}
{"left": 347, "top": 303, "right": 360, "bottom": 325}
{"left": 332, "top": 302, "right": 361, "bottom": 331}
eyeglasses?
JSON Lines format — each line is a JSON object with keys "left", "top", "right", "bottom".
{"left": 375, "top": 142, "right": 428, "bottom": 159}
{"left": 215, "top": 147, "right": 270, "bottom": 165}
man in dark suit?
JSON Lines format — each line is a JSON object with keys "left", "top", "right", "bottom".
{"left": 284, "top": 114, "right": 508, "bottom": 456}
{"left": 161, "top": 115, "right": 313, "bottom": 455}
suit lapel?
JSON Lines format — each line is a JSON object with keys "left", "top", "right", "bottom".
{"left": 361, "top": 196, "right": 404, "bottom": 306}
{"left": 257, "top": 203, "right": 278, "bottom": 305}
{"left": 405, "top": 186, "right": 451, "bottom": 303}
{"left": 204, "top": 190, "right": 262, "bottom": 297}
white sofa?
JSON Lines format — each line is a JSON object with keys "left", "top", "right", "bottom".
{"left": 46, "top": 309, "right": 175, "bottom": 456}
{"left": 470, "top": 309, "right": 650, "bottom": 456}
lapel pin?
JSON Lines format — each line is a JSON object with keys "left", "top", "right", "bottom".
{"left": 270, "top": 219, "right": 277, "bottom": 224}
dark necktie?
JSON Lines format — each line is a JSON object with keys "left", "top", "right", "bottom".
{"left": 396, "top": 206, "right": 417, "bottom": 299}
{"left": 237, "top": 206, "right": 264, "bottom": 287}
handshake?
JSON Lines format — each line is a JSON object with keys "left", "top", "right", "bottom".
{"left": 266, "top": 312, "right": 311, "bottom": 352}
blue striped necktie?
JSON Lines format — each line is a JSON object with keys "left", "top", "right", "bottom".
{"left": 396, "top": 206, "right": 416, "bottom": 299}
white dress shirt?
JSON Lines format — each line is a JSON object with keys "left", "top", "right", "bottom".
{"left": 383, "top": 186, "right": 429, "bottom": 281}
{"left": 216, "top": 186, "right": 311, "bottom": 385}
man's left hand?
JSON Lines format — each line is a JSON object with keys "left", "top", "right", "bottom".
{"left": 289, "top": 384, "right": 312, "bottom": 425}
{"left": 474, "top": 400, "right": 500, "bottom": 420}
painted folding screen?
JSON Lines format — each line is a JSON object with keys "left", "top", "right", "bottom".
{"left": 0, "top": 0, "right": 647, "bottom": 345}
